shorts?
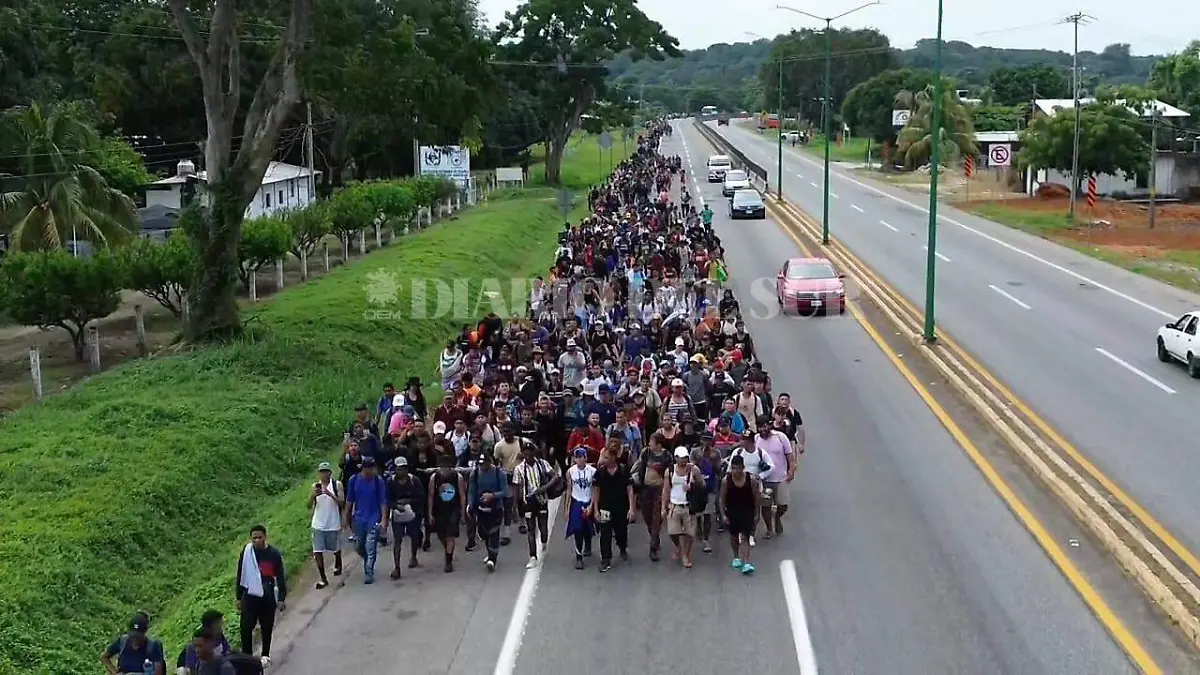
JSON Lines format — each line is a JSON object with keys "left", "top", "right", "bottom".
{"left": 391, "top": 517, "right": 422, "bottom": 541}
{"left": 665, "top": 503, "right": 697, "bottom": 537}
{"left": 726, "top": 512, "right": 755, "bottom": 537}
{"left": 311, "top": 528, "right": 341, "bottom": 553}
{"left": 763, "top": 481, "right": 790, "bottom": 507}
{"left": 433, "top": 510, "right": 461, "bottom": 539}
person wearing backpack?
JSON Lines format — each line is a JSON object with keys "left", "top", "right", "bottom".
{"left": 101, "top": 612, "right": 165, "bottom": 675}
{"left": 513, "top": 443, "right": 563, "bottom": 569}
{"left": 726, "top": 430, "right": 774, "bottom": 547}
{"left": 660, "top": 447, "right": 705, "bottom": 569}
{"left": 469, "top": 451, "right": 510, "bottom": 572}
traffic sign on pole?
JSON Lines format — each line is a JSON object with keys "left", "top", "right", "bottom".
{"left": 598, "top": 131, "right": 613, "bottom": 150}
{"left": 988, "top": 143, "right": 1011, "bottom": 167}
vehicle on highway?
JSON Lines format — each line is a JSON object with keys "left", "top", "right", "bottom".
{"left": 717, "top": 113, "right": 730, "bottom": 126}
{"left": 1156, "top": 311, "right": 1200, "bottom": 377}
{"left": 776, "top": 257, "right": 846, "bottom": 315}
{"left": 728, "top": 189, "right": 765, "bottom": 220}
{"left": 707, "top": 155, "right": 732, "bottom": 182}
{"left": 722, "top": 169, "right": 751, "bottom": 197}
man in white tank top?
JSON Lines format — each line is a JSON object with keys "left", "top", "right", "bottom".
{"left": 660, "top": 447, "right": 704, "bottom": 568}
{"left": 308, "top": 462, "right": 344, "bottom": 589}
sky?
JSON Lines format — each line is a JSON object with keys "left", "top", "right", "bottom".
{"left": 476, "top": 0, "right": 1196, "bottom": 56}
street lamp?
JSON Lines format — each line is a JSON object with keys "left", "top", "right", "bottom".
{"left": 777, "top": 1, "right": 879, "bottom": 244}
{"left": 745, "top": 31, "right": 784, "bottom": 201}
{"left": 921, "top": 0, "right": 945, "bottom": 343}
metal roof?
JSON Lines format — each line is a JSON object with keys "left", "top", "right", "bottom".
{"left": 1034, "top": 98, "right": 1190, "bottom": 119}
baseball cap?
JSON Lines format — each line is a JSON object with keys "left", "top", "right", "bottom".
{"left": 671, "top": 378, "right": 684, "bottom": 387}
{"left": 317, "top": 461, "right": 333, "bottom": 472}
{"left": 394, "top": 456, "right": 409, "bottom": 467}
{"left": 675, "top": 337, "right": 685, "bottom": 346}
{"left": 432, "top": 421, "right": 447, "bottom": 434}
{"left": 361, "top": 456, "right": 378, "bottom": 468}
{"left": 355, "top": 403, "right": 368, "bottom": 411}
{"left": 129, "top": 613, "right": 150, "bottom": 634}
{"left": 673, "top": 447, "right": 690, "bottom": 459}
{"left": 392, "top": 394, "right": 406, "bottom": 407}
{"left": 573, "top": 447, "right": 590, "bottom": 458}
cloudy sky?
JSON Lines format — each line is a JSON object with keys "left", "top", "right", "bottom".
{"left": 476, "top": 0, "right": 1195, "bottom": 55}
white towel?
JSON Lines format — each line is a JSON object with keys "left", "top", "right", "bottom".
{"left": 239, "top": 543, "right": 264, "bottom": 598}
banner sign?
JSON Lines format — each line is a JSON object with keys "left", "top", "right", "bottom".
{"left": 419, "top": 145, "right": 471, "bottom": 188}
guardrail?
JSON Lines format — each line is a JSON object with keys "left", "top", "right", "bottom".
{"left": 691, "top": 118, "right": 771, "bottom": 194}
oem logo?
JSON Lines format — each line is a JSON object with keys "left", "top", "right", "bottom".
{"left": 363, "top": 269, "right": 399, "bottom": 306}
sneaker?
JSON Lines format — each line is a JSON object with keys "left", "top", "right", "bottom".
{"left": 261, "top": 656, "right": 272, "bottom": 668}
{"left": 749, "top": 536, "right": 756, "bottom": 548}
{"left": 526, "top": 556, "right": 539, "bottom": 569}
{"left": 519, "top": 524, "right": 528, "bottom": 535}
{"left": 486, "top": 559, "right": 496, "bottom": 573}
{"left": 583, "top": 545, "right": 592, "bottom": 558}
{"left": 731, "top": 558, "right": 743, "bottom": 569}
{"left": 332, "top": 567, "right": 342, "bottom": 577}
{"left": 600, "top": 561, "right": 611, "bottom": 572}
{"left": 702, "top": 540, "right": 712, "bottom": 553}
{"left": 390, "top": 568, "right": 402, "bottom": 580}
{"left": 574, "top": 556, "right": 584, "bottom": 570}
{"left": 314, "top": 580, "right": 329, "bottom": 590}
{"left": 465, "top": 540, "right": 478, "bottom": 552}
{"left": 741, "top": 563, "right": 756, "bottom": 575}
{"left": 444, "top": 560, "right": 454, "bottom": 573}
{"left": 364, "top": 574, "right": 374, "bottom": 585}
{"left": 649, "top": 548, "right": 660, "bottom": 562}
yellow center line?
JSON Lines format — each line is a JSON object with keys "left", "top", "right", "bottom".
{"left": 776, "top": 207, "right": 1163, "bottom": 675}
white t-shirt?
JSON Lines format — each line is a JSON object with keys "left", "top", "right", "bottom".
{"left": 730, "top": 447, "right": 773, "bottom": 480}
{"left": 311, "top": 480, "right": 342, "bottom": 531}
{"left": 568, "top": 464, "right": 597, "bottom": 503}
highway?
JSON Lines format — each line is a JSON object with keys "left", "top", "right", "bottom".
{"left": 709, "top": 120, "right": 1200, "bottom": 566}
{"left": 269, "top": 124, "right": 1148, "bottom": 675}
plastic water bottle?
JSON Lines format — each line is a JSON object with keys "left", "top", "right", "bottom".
{"left": 143, "top": 658, "right": 154, "bottom": 675}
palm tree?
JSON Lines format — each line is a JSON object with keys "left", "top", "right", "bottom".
{"left": 0, "top": 103, "right": 137, "bottom": 251}
{"left": 895, "top": 85, "right": 978, "bottom": 170}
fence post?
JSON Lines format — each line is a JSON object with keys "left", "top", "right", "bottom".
{"left": 323, "top": 242, "right": 331, "bottom": 272}
{"left": 249, "top": 270, "right": 258, "bottom": 302}
{"left": 276, "top": 258, "right": 285, "bottom": 290}
{"left": 341, "top": 236, "right": 349, "bottom": 262}
{"left": 389, "top": 226, "right": 397, "bottom": 244}
{"left": 455, "top": 192, "right": 461, "bottom": 210}
{"left": 29, "top": 346, "right": 43, "bottom": 401}
{"left": 134, "top": 304, "right": 148, "bottom": 357}
{"left": 358, "top": 229, "right": 366, "bottom": 255}
{"left": 300, "top": 248, "right": 309, "bottom": 280}
{"left": 375, "top": 222, "right": 382, "bottom": 248}
{"left": 87, "top": 325, "right": 101, "bottom": 373}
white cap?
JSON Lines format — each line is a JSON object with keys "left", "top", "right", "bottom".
{"left": 673, "top": 447, "right": 690, "bottom": 459}
{"left": 675, "top": 337, "right": 685, "bottom": 346}
{"left": 432, "top": 421, "right": 447, "bottom": 434}
{"left": 671, "top": 378, "right": 685, "bottom": 387}
{"left": 392, "top": 394, "right": 406, "bottom": 407}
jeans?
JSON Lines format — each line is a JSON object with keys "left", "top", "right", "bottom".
{"left": 353, "top": 521, "right": 380, "bottom": 578}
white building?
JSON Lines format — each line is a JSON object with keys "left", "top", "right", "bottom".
{"left": 1028, "top": 98, "right": 1193, "bottom": 197}
{"left": 146, "top": 160, "right": 321, "bottom": 219}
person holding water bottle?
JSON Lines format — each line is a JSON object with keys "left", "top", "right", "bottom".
{"left": 101, "top": 612, "right": 165, "bottom": 675}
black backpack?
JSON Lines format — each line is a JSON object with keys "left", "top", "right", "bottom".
{"left": 686, "top": 468, "right": 708, "bottom": 514}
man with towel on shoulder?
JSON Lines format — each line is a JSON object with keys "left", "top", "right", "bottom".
{"left": 235, "top": 525, "right": 286, "bottom": 667}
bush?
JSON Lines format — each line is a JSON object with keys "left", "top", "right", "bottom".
{"left": 0, "top": 250, "right": 123, "bottom": 360}
{"left": 237, "top": 215, "right": 292, "bottom": 290}
{"left": 281, "top": 204, "right": 332, "bottom": 260}
{"left": 119, "top": 232, "right": 198, "bottom": 319}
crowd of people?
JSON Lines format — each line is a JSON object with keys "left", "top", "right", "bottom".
{"left": 102, "top": 119, "right": 804, "bottom": 673}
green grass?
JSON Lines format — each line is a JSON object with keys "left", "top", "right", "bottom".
{"left": 967, "top": 202, "right": 1075, "bottom": 236}
{"left": 530, "top": 133, "right": 632, "bottom": 190}
{"left": 0, "top": 170, "right": 609, "bottom": 671}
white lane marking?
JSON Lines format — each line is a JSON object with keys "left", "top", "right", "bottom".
{"left": 780, "top": 560, "right": 819, "bottom": 675}
{"left": 795, "top": 172, "right": 804, "bottom": 179}
{"left": 1094, "top": 348, "right": 1177, "bottom": 394}
{"left": 829, "top": 192, "right": 839, "bottom": 199}
{"left": 922, "top": 245, "right": 951, "bottom": 263}
{"left": 731, "top": 126, "right": 1177, "bottom": 319}
{"left": 851, "top": 204, "right": 864, "bottom": 213}
{"left": 810, "top": 181, "right": 819, "bottom": 188}
{"left": 988, "top": 284, "right": 1032, "bottom": 310}
{"left": 494, "top": 496, "right": 563, "bottom": 675}
{"left": 880, "top": 220, "right": 898, "bottom": 232}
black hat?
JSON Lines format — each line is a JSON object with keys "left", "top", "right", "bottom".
{"left": 361, "top": 456, "right": 378, "bottom": 468}
{"left": 405, "top": 376, "right": 424, "bottom": 387}
{"left": 129, "top": 613, "right": 150, "bottom": 633}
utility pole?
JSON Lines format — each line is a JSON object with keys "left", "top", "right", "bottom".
{"left": 778, "top": 59, "right": 785, "bottom": 202}
{"left": 413, "top": 116, "right": 420, "bottom": 177}
{"left": 777, "top": 2, "right": 879, "bottom": 245}
{"left": 1149, "top": 107, "right": 1159, "bottom": 229}
{"left": 922, "top": 0, "right": 945, "bottom": 343}
{"left": 304, "top": 102, "right": 316, "bottom": 200}
{"left": 1061, "top": 12, "right": 1094, "bottom": 221}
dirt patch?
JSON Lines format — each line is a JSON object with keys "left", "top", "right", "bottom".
{"left": 967, "top": 196, "right": 1200, "bottom": 248}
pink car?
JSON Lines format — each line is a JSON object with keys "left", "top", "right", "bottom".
{"left": 775, "top": 257, "right": 846, "bottom": 315}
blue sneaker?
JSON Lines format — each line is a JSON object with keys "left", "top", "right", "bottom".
{"left": 731, "top": 558, "right": 743, "bottom": 569}
{"left": 741, "top": 563, "right": 756, "bottom": 575}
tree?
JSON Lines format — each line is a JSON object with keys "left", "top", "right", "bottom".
{"left": 971, "top": 105, "right": 1024, "bottom": 132}
{"left": 326, "top": 185, "right": 374, "bottom": 245}
{"left": 0, "top": 250, "right": 123, "bottom": 361}
{"left": 1149, "top": 41, "right": 1200, "bottom": 122}
{"left": 1019, "top": 102, "right": 1149, "bottom": 188}
{"left": 760, "top": 28, "right": 895, "bottom": 125}
{"left": 494, "top": 0, "right": 680, "bottom": 185}
{"left": 283, "top": 204, "right": 331, "bottom": 261}
{"left": 986, "top": 64, "right": 1070, "bottom": 107}
{"left": 167, "top": 0, "right": 315, "bottom": 341}
{"left": 237, "top": 215, "right": 292, "bottom": 291}
{"left": 91, "top": 136, "right": 155, "bottom": 198}
{"left": 119, "top": 232, "right": 198, "bottom": 319}
{"left": 0, "top": 103, "right": 138, "bottom": 251}
{"left": 896, "top": 86, "right": 978, "bottom": 169}
{"left": 841, "top": 68, "right": 936, "bottom": 141}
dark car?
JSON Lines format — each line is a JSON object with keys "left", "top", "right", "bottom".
{"left": 717, "top": 115, "right": 730, "bottom": 126}
{"left": 728, "top": 189, "right": 765, "bottom": 220}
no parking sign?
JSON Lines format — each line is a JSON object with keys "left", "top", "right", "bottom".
{"left": 989, "top": 143, "right": 1011, "bottom": 167}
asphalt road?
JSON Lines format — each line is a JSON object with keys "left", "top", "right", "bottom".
{"left": 271, "top": 125, "right": 1138, "bottom": 675}
{"left": 709, "top": 120, "right": 1200, "bottom": 562}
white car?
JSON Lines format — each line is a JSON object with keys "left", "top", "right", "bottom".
{"left": 722, "top": 169, "right": 751, "bottom": 197}
{"left": 707, "top": 155, "right": 732, "bottom": 182}
{"left": 1157, "top": 311, "right": 1200, "bottom": 377}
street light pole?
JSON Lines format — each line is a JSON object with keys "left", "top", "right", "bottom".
{"left": 778, "top": 61, "right": 785, "bottom": 201}
{"left": 777, "top": 2, "right": 879, "bottom": 245}
{"left": 922, "top": 0, "right": 944, "bottom": 343}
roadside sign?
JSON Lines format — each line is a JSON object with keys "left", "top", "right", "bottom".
{"left": 964, "top": 154, "right": 975, "bottom": 178}
{"left": 598, "top": 131, "right": 613, "bottom": 150}
{"left": 1087, "top": 176, "right": 1097, "bottom": 206}
{"left": 989, "top": 143, "right": 1011, "bottom": 167}
{"left": 557, "top": 188, "right": 574, "bottom": 216}
{"left": 891, "top": 109, "right": 910, "bottom": 127}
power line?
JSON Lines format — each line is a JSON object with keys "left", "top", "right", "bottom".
{"left": 1059, "top": 11, "right": 1096, "bottom": 219}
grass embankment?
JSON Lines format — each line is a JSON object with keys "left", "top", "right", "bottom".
{"left": 529, "top": 133, "right": 631, "bottom": 189}
{"left": 0, "top": 137, "right": 630, "bottom": 672}
{"left": 754, "top": 127, "right": 873, "bottom": 164}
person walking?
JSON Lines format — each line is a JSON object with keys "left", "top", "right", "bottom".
{"left": 633, "top": 433, "right": 671, "bottom": 561}
{"left": 345, "top": 457, "right": 389, "bottom": 584}
{"left": 308, "top": 462, "right": 344, "bottom": 589}
{"left": 427, "top": 452, "right": 467, "bottom": 573}
{"left": 468, "top": 451, "right": 509, "bottom": 572}
{"left": 592, "top": 448, "right": 636, "bottom": 572}
{"left": 387, "top": 456, "right": 426, "bottom": 577}
{"left": 720, "top": 454, "right": 761, "bottom": 575}
{"left": 564, "top": 447, "right": 597, "bottom": 569}
{"left": 661, "top": 447, "right": 703, "bottom": 568}
{"left": 235, "top": 525, "right": 286, "bottom": 666}
{"left": 513, "top": 444, "right": 562, "bottom": 569}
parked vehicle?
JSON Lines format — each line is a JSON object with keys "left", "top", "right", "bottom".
{"left": 1157, "top": 311, "right": 1200, "bottom": 377}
